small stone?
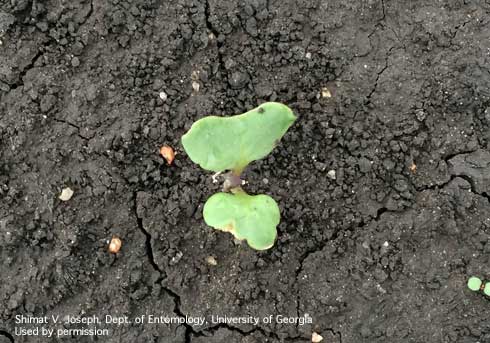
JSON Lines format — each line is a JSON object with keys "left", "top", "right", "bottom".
{"left": 415, "top": 109, "right": 426, "bottom": 121}
{"left": 206, "top": 256, "right": 218, "bottom": 266}
{"left": 0, "top": 12, "right": 15, "bottom": 33}
{"left": 327, "top": 170, "right": 336, "bottom": 180}
{"left": 315, "top": 162, "right": 327, "bottom": 171}
{"left": 245, "top": 17, "right": 258, "bottom": 36}
{"left": 358, "top": 157, "right": 372, "bottom": 173}
{"left": 0, "top": 80, "right": 9, "bottom": 92}
{"left": 192, "top": 81, "right": 200, "bottom": 92}
{"left": 71, "top": 56, "right": 80, "bottom": 67}
{"left": 305, "top": 52, "right": 312, "bottom": 59}
{"left": 59, "top": 187, "right": 74, "bottom": 201}
{"left": 159, "top": 91, "right": 167, "bottom": 101}
{"left": 312, "top": 332, "right": 323, "bottom": 342}
{"left": 383, "top": 159, "right": 395, "bottom": 171}
{"left": 86, "top": 84, "right": 97, "bottom": 101}
{"left": 321, "top": 87, "right": 332, "bottom": 98}
{"left": 394, "top": 179, "right": 408, "bottom": 192}
{"left": 262, "top": 178, "right": 269, "bottom": 184}
{"left": 228, "top": 72, "right": 249, "bottom": 89}
{"left": 40, "top": 94, "right": 57, "bottom": 113}
{"left": 360, "top": 326, "right": 371, "bottom": 338}
{"left": 485, "top": 107, "right": 490, "bottom": 122}
{"left": 170, "top": 251, "right": 183, "bottom": 265}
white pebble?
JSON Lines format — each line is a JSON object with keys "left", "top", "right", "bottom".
{"left": 159, "top": 91, "right": 167, "bottom": 101}
{"left": 327, "top": 170, "right": 336, "bottom": 180}
{"left": 206, "top": 256, "right": 218, "bottom": 266}
{"left": 192, "top": 81, "right": 200, "bottom": 92}
{"left": 59, "top": 187, "right": 74, "bottom": 201}
{"left": 321, "top": 87, "right": 332, "bottom": 98}
{"left": 305, "top": 52, "right": 312, "bottom": 59}
{"left": 312, "top": 332, "right": 323, "bottom": 342}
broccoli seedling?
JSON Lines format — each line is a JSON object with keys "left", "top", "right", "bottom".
{"left": 468, "top": 276, "right": 482, "bottom": 292}
{"left": 467, "top": 276, "right": 490, "bottom": 296}
{"left": 182, "top": 102, "right": 296, "bottom": 250}
{"left": 484, "top": 283, "right": 490, "bottom": 297}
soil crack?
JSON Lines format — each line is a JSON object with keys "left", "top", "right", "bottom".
{"left": 415, "top": 173, "right": 490, "bottom": 204}
{"left": 450, "top": 11, "right": 476, "bottom": 40}
{"left": 453, "top": 174, "right": 490, "bottom": 204}
{"left": 132, "top": 191, "right": 201, "bottom": 342}
{"left": 132, "top": 190, "right": 306, "bottom": 341}
{"left": 53, "top": 118, "right": 91, "bottom": 141}
{"left": 293, "top": 205, "right": 392, "bottom": 341}
{"left": 203, "top": 0, "right": 225, "bottom": 76}
{"left": 380, "top": 0, "right": 386, "bottom": 21}
{"left": 132, "top": 191, "right": 161, "bottom": 273}
{"left": 80, "top": 0, "right": 94, "bottom": 26}
{"left": 197, "top": 323, "right": 305, "bottom": 342}
{"left": 365, "top": 46, "right": 395, "bottom": 103}
{"left": 414, "top": 150, "right": 489, "bottom": 204}
{"left": 9, "top": 50, "right": 43, "bottom": 90}
{"left": 443, "top": 150, "right": 480, "bottom": 162}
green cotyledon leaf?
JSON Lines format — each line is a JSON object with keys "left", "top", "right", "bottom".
{"left": 181, "top": 102, "right": 296, "bottom": 174}
{"left": 203, "top": 191, "right": 280, "bottom": 250}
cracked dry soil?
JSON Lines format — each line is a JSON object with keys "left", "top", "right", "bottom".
{"left": 1, "top": 0, "right": 490, "bottom": 342}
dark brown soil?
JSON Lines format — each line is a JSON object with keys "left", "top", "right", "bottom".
{"left": 1, "top": 0, "right": 490, "bottom": 342}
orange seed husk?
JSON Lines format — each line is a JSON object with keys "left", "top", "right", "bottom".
{"left": 108, "top": 236, "right": 122, "bottom": 254}
{"left": 160, "top": 145, "right": 175, "bottom": 165}
{"left": 409, "top": 162, "right": 417, "bottom": 173}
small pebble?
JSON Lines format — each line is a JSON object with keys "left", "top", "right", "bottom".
{"left": 415, "top": 109, "right": 426, "bottom": 121}
{"left": 305, "top": 52, "right": 311, "bottom": 59}
{"left": 229, "top": 71, "right": 249, "bottom": 89}
{"left": 206, "top": 256, "right": 218, "bottom": 266}
{"left": 312, "top": 332, "right": 323, "bottom": 342}
{"left": 262, "top": 178, "right": 269, "bottom": 184}
{"left": 170, "top": 251, "right": 183, "bottom": 265}
{"left": 71, "top": 57, "right": 80, "bottom": 67}
{"left": 327, "top": 170, "right": 336, "bottom": 180}
{"left": 59, "top": 187, "right": 74, "bottom": 201}
{"left": 321, "top": 87, "right": 332, "bottom": 98}
{"left": 159, "top": 91, "right": 167, "bottom": 101}
{"left": 192, "top": 81, "right": 200, "bottom": 92}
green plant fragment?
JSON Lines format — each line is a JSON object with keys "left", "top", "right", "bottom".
{"left": 203, "top": 191, "right": 280, "bottom": 250}
{"left": 181, "top": 102, "right": 296, "bottom": 174}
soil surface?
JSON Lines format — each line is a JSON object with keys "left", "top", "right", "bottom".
{"left": 1, "top": 0, "right": 490, "bottom": 342}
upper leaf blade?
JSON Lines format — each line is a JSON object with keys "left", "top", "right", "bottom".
{"left": 181, "top": 102, "right": 296, "bottom": 173}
